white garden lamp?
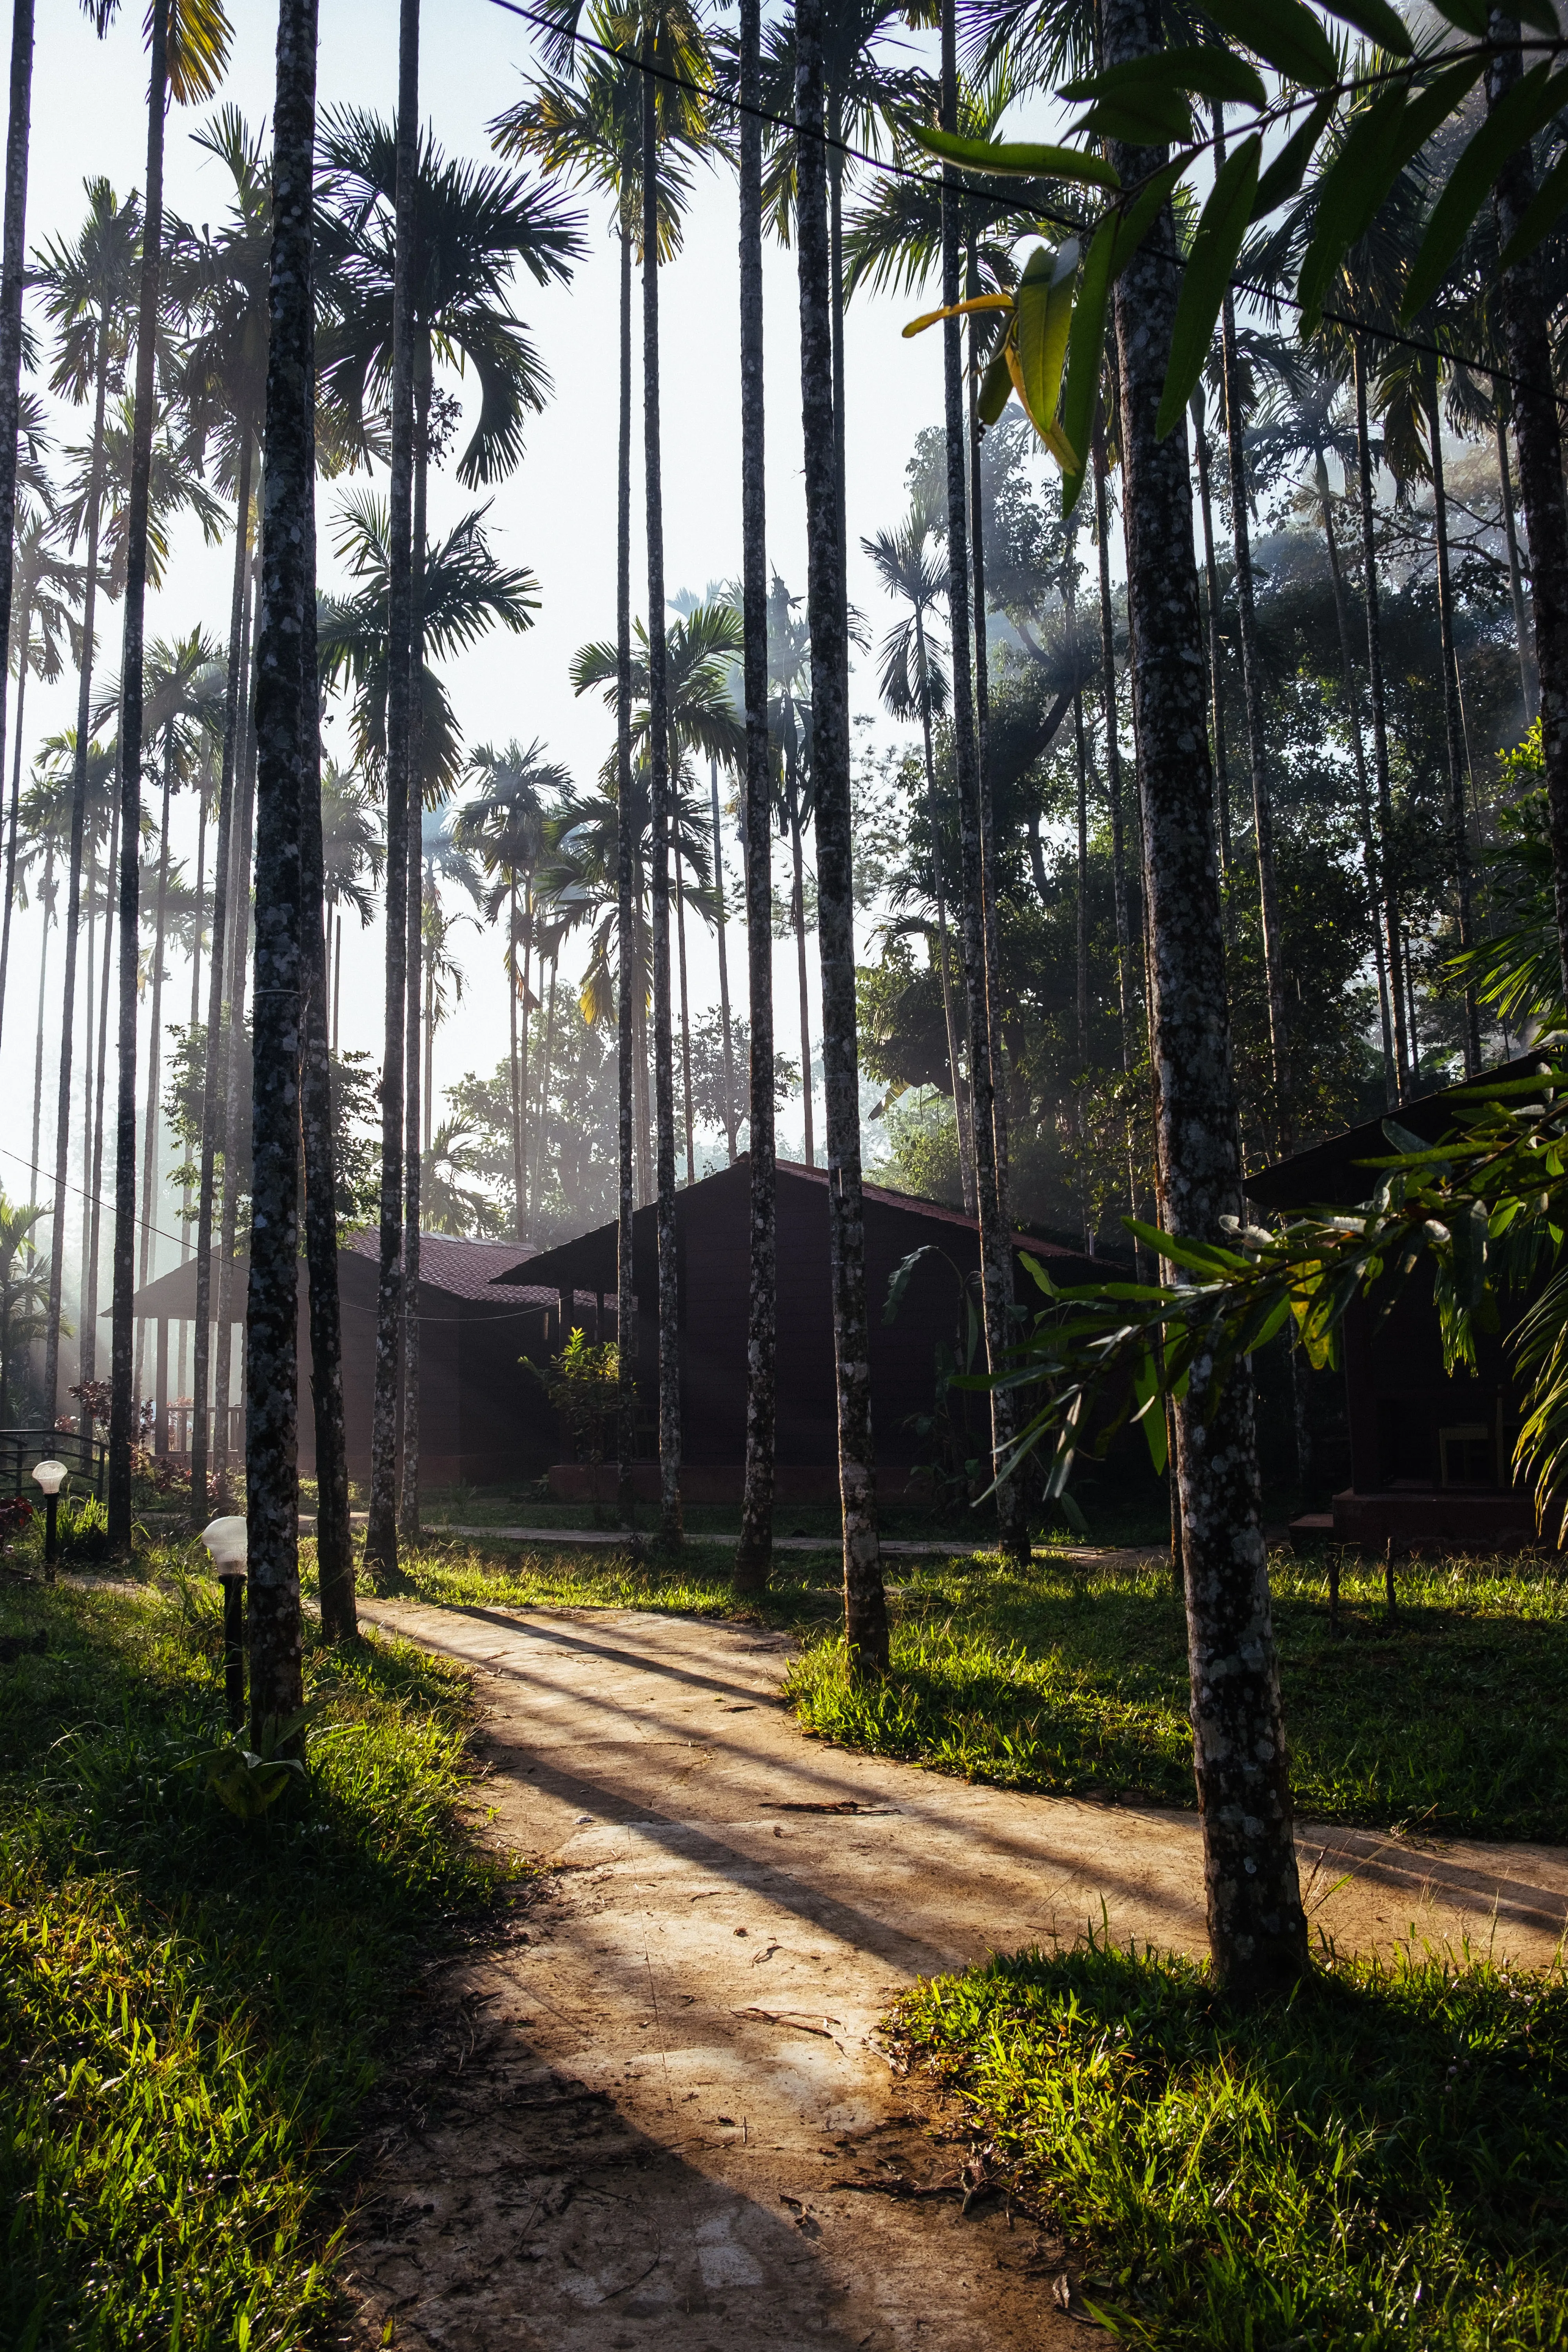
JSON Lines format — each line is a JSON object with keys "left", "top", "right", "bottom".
{"left": 200, "top": 1515, "right": 248, "bottom": 1730}
{"left": 31, "top": 1459, "right": 67, "bottom": 1577}
{"left": 200, "top": 1515, "right": 249, "bottom": 1577}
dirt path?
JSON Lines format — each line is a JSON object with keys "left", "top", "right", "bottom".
{"left": 347, "top": 1599, "right": 1568, "bottom": 2352}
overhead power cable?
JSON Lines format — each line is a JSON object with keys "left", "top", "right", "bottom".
{"left": 481, "top": 0, "right": 1568, "bottom": 416}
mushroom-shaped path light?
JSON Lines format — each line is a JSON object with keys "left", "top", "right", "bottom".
{"left": 200, "top": 1515, "right": 249, "bottom": 1729}
{"left": 31, "top": 1459, "right": 67, "bottom": 1579}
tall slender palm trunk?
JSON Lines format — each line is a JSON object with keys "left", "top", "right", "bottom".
{"left": 1094, "top": 412, "right": 1134, "bottom": 1068}
{"left": 710, "top": 757, "right": 736, "bottom": 1159}
{"left": 789, "top": 810, "right": 813, "bottom": 1165}
{"left": 246, "top": 0, "right": 319, "bottom": 1742}
{"left": 28, "top": 843, "right": 48, "bottom": 1183}
{"left": 214, "top": 581, "right": 258, "bottom": 1493}
{"left": 0, "top": 583, "right": 32, "bottom": 1066}
{"left": 1489, "top": 26, "right": 1568, "bottom": 1019}
{"left": 735, "top": 0, "right": 774, "bottom": 1594}
{"left": 941, "top": 0, "right": 1026, "bottom": 1564}
{"left": 399, "top": 416, "right": 430, "bottom": 1543}
{"left": 914, "top": 602, "right": 972, "bottom": 1212}
{"left": 1104, "top": 0, "right": 1305, "bottom": 2004}
{"left": 0, "top": 0, "right": 32, "bottom": 1059}
{"left": 1217, "top": 262, "right": 1289, "bottom": 1150}
{"left": 966, "top": 285, "right": 1013, "bottom": 1228}
{"left": 507, "top": 875, "right": 524, "bottom": 1232}
{"left": 190, "top": 436, "right": 250, "bottom": 1519}
{"left": 1316, "top": 458, "right": 1395, "bottom": 1102}
{"left": 797, "top": 0, "right": 885, "bottom": 1666}
{"left": 107, "top": 0, "right": 169, "bottom": 1549}
{"left": 1493, "top": 384, "right": 1536, "bottom": 722}
{"left": 41, "top": 346, "right": 109, "bottom": 1419}
{"left": 82, "top": 805, "right": 115, "bottom": 1401}
{"left": 1354, "top": 339, "right": 1409, "bottom": 1098}
{"left": 363, "top": 0, "right": 419, "bottom": 1584}
{"left": 675, "top": 849, "right": 695, "bottom": 1183}
{"left": 134, "top": 753, "right": 174, "bottom": 1409}
{"left": 1191, "top": 405, "right": 1232, "bottom": 877}
{"left": 1423, "top": 361, "right": 1481, "bottom": 1076}
{"left": 642, "top": 40, "right": 681, "bottom": 1549}
{"left": 298, "top": 269, "right": 352, "bottom": 1642}
{"left": 615, "top": 197, "right": 637, "bottom": 1521}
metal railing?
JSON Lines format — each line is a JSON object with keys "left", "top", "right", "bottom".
{"left": 0, "top": 1427, "right": 108, "bottom": 1499}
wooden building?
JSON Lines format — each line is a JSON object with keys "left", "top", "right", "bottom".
{"left": 1247, "top": 1060, "right": 1546, "bottom": 1552}
{"left": 496, "top": 1156, "right": 1100, "bottom": 1503}
{"left": 125, "top": 1232, "right": 586, "bottom": 1487}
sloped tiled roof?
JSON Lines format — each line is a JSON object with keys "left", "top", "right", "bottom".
{"left": 342, "top": 1230, "right": 537, "bottom": 1301}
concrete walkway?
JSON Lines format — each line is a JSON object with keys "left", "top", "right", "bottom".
{"left": 346, "top": 1598, "right": 1568, "bottom": 2352}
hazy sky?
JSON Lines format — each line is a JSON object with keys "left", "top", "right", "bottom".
{"left": 4, "top": 0, "right": 1048, "bottom": 1258}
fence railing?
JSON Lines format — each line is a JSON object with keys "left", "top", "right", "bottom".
{"left": 0, "top": 1427, "right": 107, "bottom": 1499}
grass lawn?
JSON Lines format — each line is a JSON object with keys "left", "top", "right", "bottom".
{"left": 0, "top": 1548, "right": 513, "bottom": 2352}
{"left": 896, "top": 1935, "right": 1568, "bottom": 2345}
{"left": 385, "top": 1537, "right": 1568, "bottom": 1843}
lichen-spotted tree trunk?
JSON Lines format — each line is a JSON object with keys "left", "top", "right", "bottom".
{"left": 191, "top": 430, "right": 252, "bottom": 1521}
{"left": 246, "top": 0, "right": 319, "bottom": 1743}
{"left": 1314, "top": 455, "right": 1394, "bottom": 1103}
{"left": 1216, "top": 236, "right": 1289, "bottom": 1151}
{"left": 735, "top": 0, "right": 774, "bottom": 1595}
{"left": 363, "top": 0, "right": 419, "bottom": 1584}
{"left": 298, "top": 343, "right": 353, "bottom": 1641}
{"left": 1422, "top": 358, "right": 1481, "bottom": 1078}
{"left": 0, "top": 0, "right": 31, "bottom": 1065}
{"left": 1103, "top": 0, "right": 1307, "bottom": 2003}
{"left": 615, "top": 201, "right": 637, "bottom": 1522}
{"left": 107, "top": 0, "right": 169, "bottom": 1550}
{"left": 941, "top": 0, "right": 1026, "bottom": 1565}
{"left": 1490, "top": 16, "right": 1568, "bottom": 1019}
{"left": 1353, "top": 338, "right": 1409, "bottom": 1100}
{"left": 399, "top": 377, "right": 430, "bottom": 1546}
{"left": 710, "top": 757, "right": 736, "bottom": 1160}
{"left": 642, "top": 33, "right": 681, "bottom": 1549}
{"left": 41, "top": 319, "right": 110, "bottom": 1423}
{"left": 796, "top": 0, "right": 885, "bottom": 1670}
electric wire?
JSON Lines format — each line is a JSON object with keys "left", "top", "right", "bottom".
{"left": 482, "top": 0, "right": 1568, "bottom": 412}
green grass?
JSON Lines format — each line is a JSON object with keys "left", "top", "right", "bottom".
{"left": 381, "top": 1530, "right": 849, "bottom": 1626}
{"left": 894, "top": 1935, "right": 1568, "bottom": 2346}
{"left": 784, "top": 1547, "right": 1568, "bottom": 1842}
{"left": 0, "top": 1550, "right": 512, "bottom": 2352}
{"left": 381, "top": 1537, "right": 1568, "bottom": 1841}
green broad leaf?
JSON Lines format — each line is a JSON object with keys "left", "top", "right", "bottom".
{"left": 884, "top": 1242, "right": 942, "bottom": 1324}
{"left": 1196, "top": 0, "right": 1339, "bottom": 88}
{"left": 907, "top": 122, "right": 1120, "bottom": 191}
{"left": 1319, "top": 0, "right": 1414, "bottom": 54}
{"left": 1296, "top": 58, "right": 1484, "bottom": 332}
{"left": 1014, "top": 245, "right": 1076, "bottom": 452}
{"left": 1018, "top": 1250, "right": 1058, "bottom": 1296}
{"left": 1074, "top": 90, "right": 1196, "bottom": 147}
{"left": 977, "top": 340, "right": 1015, "bottom": 424}
{"left": 1108, "top": 155, "right": 1192, "bottom": 279}
{"left": 1497, "top": 140, "right": 1568, "bottom": 274}
{"left": 1251, "top": 93, "right": 1336, "bottom": 219}
{"left": 1058, "top": 212, "right": 1116, "bottom": 514}
{"left": 1132, "top": 1355, "right": 1168, "bottom": 1475}
{"left": 1382, "top": 1116, "right": 1435, "bottom": 1156}
{"left": 1062, "top": 46, "right": 1268, "bottom": 114}
{"left": 1156, "top": 133, "right": 1260, "bottom": 441}
{"left": 1422, "top": 0, "right": 1491, "bottom": 28}
{"left": 1401, "top": 62, "right": 1568, "bottom": 325}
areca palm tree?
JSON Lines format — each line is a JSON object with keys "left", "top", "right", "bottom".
{"left": 245, "top": 0, "right": 317, "bottom": 1732}
{"left": 30, "top": 174, "right": 140, "bottom": 1428}
{"left": 321, "top": 759, "right": 383, "bottom": 1049}
{"left": 862, "top": 509, "right": 974, "bottom": 1210}
{"left": 166, "top": 107, "right": 274, "bottom": 1528}
{"left": 0, "top": 514, "right": 84, "bottom": 1070}
{"left": 452, "top": 739, "right": 568, "bottom": 1240}
{"left": 83, "top": 0, "right": 233, "bottom": 1549}
{"left": 318, "top": 95, "right": 578, "bottom": 1558}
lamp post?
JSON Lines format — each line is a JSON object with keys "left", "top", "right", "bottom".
{"left": 200, "top": 1514, "right": 248, "bottom": 1731}
{"left": 31, "top": 1459, "right": 67, "bottom": 1581}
